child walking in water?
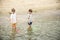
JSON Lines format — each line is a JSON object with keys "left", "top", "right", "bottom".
{"left": 9, "top": 8, "right": 17, "bottom": 33}
{"left": 27, "top": 9, "right": 33, "bottom": 31}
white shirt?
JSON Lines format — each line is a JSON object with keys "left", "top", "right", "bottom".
{"left": 10, "top": 13, "right": 16, "bottom": 23}
{"left": 28, "top": 14, "right": 32, "bottom": 22}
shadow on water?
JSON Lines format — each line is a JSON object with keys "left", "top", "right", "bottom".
{"left": 0, "top": 25, "right": 3, "bottom": 40}
{"left": 56, "top": 30, "right": 60, "bottom": 40}
{"left": 27, "top": 27, "right": 33, "bottom": 40}
{"left": 10, "top": 28, "right": 16, "bottom": 40}
{"left": 0, "top": 37, "right": 3, "bottom": 40}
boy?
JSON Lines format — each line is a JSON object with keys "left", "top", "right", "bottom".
{"left": 10, "top": 8, "right": 16, "bottom": 33}
{"left": 27, "top": 9, "right": 33, "bottom": 31}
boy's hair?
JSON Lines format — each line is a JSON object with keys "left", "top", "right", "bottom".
{"left": 11, "top": 8, "right": 15, "bottom": 12}
{"left": 28, "top": 9, "right": 32, "bottom": 12}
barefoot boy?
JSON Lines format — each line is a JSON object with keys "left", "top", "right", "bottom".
{"left": 10, "top": 8, "right": 16, "bottom": 32}
{"left": 27, "top": 9, "right": 33, "bottom": 31}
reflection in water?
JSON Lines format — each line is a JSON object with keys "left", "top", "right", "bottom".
{"left": 27, "top": 27, "right": 33, "bottom": 40}
{"left": 10, "top": 28, "right": 16, "bottom": 40}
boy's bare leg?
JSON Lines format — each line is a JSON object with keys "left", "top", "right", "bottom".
{"left": 10, "top": 23, "right": 16, "bottom": 40}
{"left": 12, "top": 23, "right": 16, "bottom": 33}
{"left": 29, "top": 25, "right": 31, "bottom": 29}
{"left": 28, "top": 25, "right": 32, "bottom": 31}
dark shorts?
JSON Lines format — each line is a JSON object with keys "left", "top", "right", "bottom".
{"left": 28, "top": 22, "right": 32, "bottom": 25}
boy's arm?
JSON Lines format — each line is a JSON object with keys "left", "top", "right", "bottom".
{"left": 9, "top": 14, "right": 12, "bottom": 21}
{"left": 9, "top": 12, "right": 12, "bottom": 14}
{"left": 28, "top": 14, "right": 30, "bottom": 19}
{"left": 9, "top": 18, "right": 11, "bottom": 21}
{"left": 28, "top": 16, "right": 29, "bottom": 19}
